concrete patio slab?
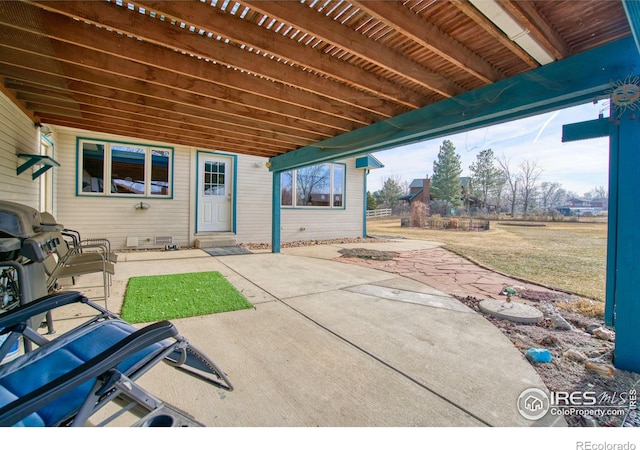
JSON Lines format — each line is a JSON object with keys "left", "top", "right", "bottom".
{"left": 53, "top": 242, "right": 563, "bottom": 427}
{"left": 218, "top": 252, "right": 395, "bottom": 299}
{"left": 282, "top": 287, "right": 559, "bottom": 427}
{"left": 343, "top": 283, "right": 472, "bottom": 313}
{"left": 134, "top": 302, "right": 484, "bottom": 427}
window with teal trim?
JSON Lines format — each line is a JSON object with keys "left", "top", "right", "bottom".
{"left": 281, "top": 163, "right": 345, "bottom": 208}
{"left": 78, "top": 139, "right": 172, "bottom": 197}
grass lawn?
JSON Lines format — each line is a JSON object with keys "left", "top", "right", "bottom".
{"left": 367, "top": 217, "right": 608, "bottom": 301}
{"left": 121, "top": 271, "right": 253, "bottom": 323}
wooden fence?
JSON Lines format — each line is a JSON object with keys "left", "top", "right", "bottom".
{"left": 366, "top": 208, "right": 392, "bottom": 218}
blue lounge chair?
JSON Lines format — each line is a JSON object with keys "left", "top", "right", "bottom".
{"left": 0, "top": 291, "right": 232, "bottom": 427}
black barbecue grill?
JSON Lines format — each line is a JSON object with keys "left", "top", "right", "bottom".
{"left": 0, "top": 201, "right": 59, "bottom": 349}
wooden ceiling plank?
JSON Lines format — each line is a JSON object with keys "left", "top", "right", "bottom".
{"left": 42, "top": 116, "right": 280, "bottom": 157}
{"left": 5, "top": 78, "right": 309, "bottom": 148}
{"left": 35, "top": 109, "right": 287, "bottom": 154}
{"left": 0, "top": 4, "right": 389, "bottom": 125}
{"left": 0, "top": 63, "right": 322, "bottom": 145}
{"left": 0, "top": 32, "right": 347, "bottom": 138}
{"left": 17, "top": 93, "right": 294, "bottom": 151}
{"left": 0, "top": 76, "right": 38, "bottom": 123}
{"left": 241, "top": 0, "right": 463, "bottom": 97}
{"left": 132, "top": 0, "right": 432, "bottom": 105}
{"left": 500, "top": 1, "right": 570, "bottom": 60}
{"left": 29, "top": 0, "right": 422, "bottom": 112}
{"left": 0, "top": 46, "right": 336, "bottom": 141}
{"left": 351, "top": 0, "right": 503, "bottom": 84}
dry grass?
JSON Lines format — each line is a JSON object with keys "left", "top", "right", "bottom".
{"left": 367, "top": 217, "right": 607, "bottom": 301}
{"left": 557, "top": 298, "right": 606, "bottom": 318}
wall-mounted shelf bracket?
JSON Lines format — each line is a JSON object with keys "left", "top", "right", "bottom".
{"left": 17, "top": 153, "right": 60, "bottom": 180}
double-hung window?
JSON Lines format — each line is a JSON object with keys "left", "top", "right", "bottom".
{"left": 281, "top": 163, "right": 345, "bottom": 208}
{"left": 78, "top": 139, "right": 172, "bottom": 197}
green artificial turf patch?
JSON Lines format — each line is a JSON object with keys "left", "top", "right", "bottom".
{"left": 121, "top": 271, "right": 253, "bottom": 323}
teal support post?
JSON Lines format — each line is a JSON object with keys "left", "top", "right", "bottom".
{"left": 362, "top": 169, "right": 369, "bottom": 237}
{"left": 563, "top": 105, "right": 640, "bottom": 372}
{"left": 271, "top": 170, "right": 281, "bottom": 253}
{"left": 605, "top": 119, "right": 619, "bottom": 327}
{"left": 611, "top": 112, "right": 640, "bottom": 372}
{"left": 563, "top": 116, "right": 619, "bottom": 327}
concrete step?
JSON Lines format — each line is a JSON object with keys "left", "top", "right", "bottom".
{"left": 194, "top": 237, "right": 237, "bottom": 248}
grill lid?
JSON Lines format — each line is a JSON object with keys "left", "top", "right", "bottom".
{"left": 0, "top": 201, "right": 43, "bottom": 238}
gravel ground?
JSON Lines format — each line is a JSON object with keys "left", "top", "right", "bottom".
{"left": 456, "top": 292, "right": 639, "bottom": 427}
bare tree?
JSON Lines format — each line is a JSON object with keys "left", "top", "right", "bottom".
{"left": 539, "top": 181, "right": 566, "bottom": 208}
{"left": 518, "top": 159, "right": 543, "bottom": 217}
{"left": 295, "top": 165, "right": 330, "bottom": 205}
{"left": 587, "top": 185, "right": 608, "bottom": 199}
{"left": 491, "top": 174, "right": 506, "bottom": 213}
{"left": 497, "top": 155, "right": 520, "bottom": 216}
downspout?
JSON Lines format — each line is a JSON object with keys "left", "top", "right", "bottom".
{"left": 363, "top": 169, "right": 370, "bottom": 237}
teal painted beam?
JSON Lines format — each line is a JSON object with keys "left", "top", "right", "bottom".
{"left": 269, "top": 36, "right": 640, "bottom": 172}
{"left": 612, "top": 111, "right": 640, "bottom": 372}
{"left": 562, "top": 117, "right": 611, "bottom": 142}
{"left": 271, "top": 170, "right": 281, "bottom": 253}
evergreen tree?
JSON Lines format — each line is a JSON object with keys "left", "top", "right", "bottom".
{"left": 366, "top": 191, "right": 378, "bottom": 210}
{"left": 469, "top": 148, "right": 502, "bottom": 210}
{"left": 375, "top": 176, "right": 405, "bottom": 209}
{"left": 430, "top": 140, "right": 462, "bottom": 207}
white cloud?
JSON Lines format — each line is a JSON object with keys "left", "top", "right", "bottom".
{"left": 368, "top": 101, "right": 610, "bottom": 196}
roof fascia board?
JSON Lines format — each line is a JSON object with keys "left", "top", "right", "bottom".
{"left": 269, "top": 36, "right": 640, "bottom": 172}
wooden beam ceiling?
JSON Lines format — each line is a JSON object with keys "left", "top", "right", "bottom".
{"left": 0, "top": 0, "right": 631, "bottom": 159}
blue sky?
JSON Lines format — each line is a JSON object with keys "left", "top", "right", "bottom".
{"left": 368, "top": 101, "right": 611, "bottom": 197}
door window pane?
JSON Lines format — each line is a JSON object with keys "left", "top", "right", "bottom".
{"left": 204, "top": 161, "right": 226, "bottom": 196}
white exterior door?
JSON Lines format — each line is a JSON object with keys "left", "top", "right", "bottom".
{"left": 198, "top": 155, "right": 232, "bottom": 232}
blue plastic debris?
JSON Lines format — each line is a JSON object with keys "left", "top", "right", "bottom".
{"left": 526, "top": 348, "right": 553, "bottom": 363}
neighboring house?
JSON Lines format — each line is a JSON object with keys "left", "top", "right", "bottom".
{"left": 399, "top": 176, "right": 483, "bottom": 210}
{"left": 565, "top": 197, "right": 609, "bottom": 210}
{"left": 565, "top": 197, "right": 593, "bottom": 207}
{"left": 399, "top": 177, "right": 430, "bottom": 206}
{"left": 460, "top": 177, "right": 484, "bottom": 209}
{"left": 558, "top": 197, "right": 608, "bottom": 216}
{"left": 0, "top": 91, "right": 381, "bottom": 250}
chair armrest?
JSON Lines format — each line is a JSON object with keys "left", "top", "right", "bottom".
{"left": 0, "top": 292, "right": 88, "bottom": 330}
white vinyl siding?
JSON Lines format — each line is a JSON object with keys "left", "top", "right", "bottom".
{"left": 232, "top": 155, "right": 273, "bottom": 243}
{"left": 42, "top": 124, "right": 366, "bottom": 249}
{"left": 0, "top": 92, "right": 41, "bottom": 209}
